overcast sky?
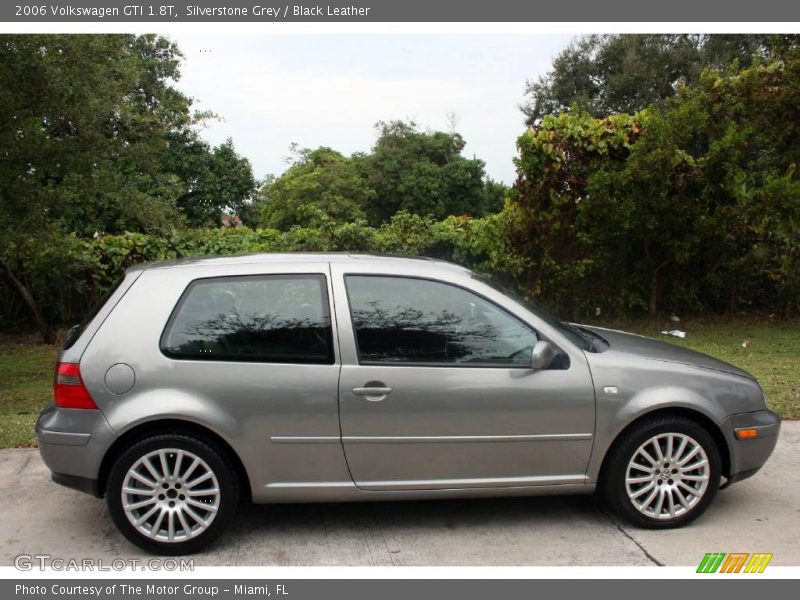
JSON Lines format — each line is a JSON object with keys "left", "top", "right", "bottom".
{"left": 168, "top": 34, "right": 572, "bottom": 184}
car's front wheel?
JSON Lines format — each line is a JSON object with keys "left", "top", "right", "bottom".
{"left": 602, "top": 416, "right": 721, "bottom": 528}
{"left": 107, "top": 433, "right": 239, "bottom": 554}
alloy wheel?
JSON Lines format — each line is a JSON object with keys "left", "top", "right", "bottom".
{"left": 121, "top": 448, "right": 221, "bottom": 543}
{"left": 624, "top": 432, "right": 710, "bottom": 520}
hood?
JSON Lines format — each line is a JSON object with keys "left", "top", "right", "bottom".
{"left": 579, "top": 325, "right": 755, "bottom": 380}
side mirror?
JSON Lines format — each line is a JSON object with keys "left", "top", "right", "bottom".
{"left": 531, "top": 340, "right": 555, "bottom": 370}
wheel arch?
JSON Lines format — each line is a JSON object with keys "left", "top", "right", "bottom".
{"left": 596, "top": 407, "right": 731, "bottom": 486}
{"left": 97, "top": 418, "right": 252, "bottom": 502}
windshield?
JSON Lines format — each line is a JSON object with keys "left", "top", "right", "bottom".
{"left": 473, "top": 274, "right": 592, "bottom": 351}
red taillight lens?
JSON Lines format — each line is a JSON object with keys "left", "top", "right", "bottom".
{"left": 54, "top": 363, "right": 97, "bottom": 409}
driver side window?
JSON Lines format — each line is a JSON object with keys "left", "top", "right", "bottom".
{"left": 345, "top": 275, "right": 538, "bottom": 366}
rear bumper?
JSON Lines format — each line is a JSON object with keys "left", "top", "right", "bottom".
{"left": 36, "top": 405, "right": 116, "bottom": 498}
{"left": 720, "top": 409, "right": 781, "bottom": 487}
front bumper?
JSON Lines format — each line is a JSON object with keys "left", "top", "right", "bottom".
{"left": 36, "top": 405, "right": 117, "bottom": 498}
{"left": 719, "top": 409, "right": 781, "bottom": 487}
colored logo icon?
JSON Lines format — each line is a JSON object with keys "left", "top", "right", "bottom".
{"left": 697, "top": 552, "right": 774, "bottom": 573}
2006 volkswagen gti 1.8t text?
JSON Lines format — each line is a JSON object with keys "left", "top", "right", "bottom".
{"left": 37, "top": 254, "right": 781, "bottom": 554}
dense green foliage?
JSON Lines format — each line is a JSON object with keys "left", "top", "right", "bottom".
{"left": 1, "top": 211, "right": 521, "bottom": 331}
{"left": 258, "top": 121, "right": 505, "bottom": 228}
{"left": 1, "top": 34, "right": 799, "bottom": 340}
{"left": 0, "top": 34, "right": 256, "bottom": 339}
{"left": 521, "top": 34, "right": 792, "bottom": 124}
{"left": 512, "top": 51, "right": 800, "bottom": 316}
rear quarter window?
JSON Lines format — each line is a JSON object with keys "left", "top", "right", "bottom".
{"left": 160, "top": 274, "right": 334, "bottom": 364}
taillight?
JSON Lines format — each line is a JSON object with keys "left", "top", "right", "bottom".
{"left": 54, "top": 363, "right": 98, "bottom": 409}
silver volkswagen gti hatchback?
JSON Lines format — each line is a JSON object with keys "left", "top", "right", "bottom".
{"left": 37, "top": 254, "right": 780, "bottom": 554}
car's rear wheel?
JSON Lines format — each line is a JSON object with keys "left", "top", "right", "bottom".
{"left": 107, "top": 434, "right": 239, "bottom": 554}
{"left": 602, "top": 416, "right": 721, "bottom": 528}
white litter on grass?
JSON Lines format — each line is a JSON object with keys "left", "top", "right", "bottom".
{"left": 661, "top": 329, "right": 687, "bottom": 338}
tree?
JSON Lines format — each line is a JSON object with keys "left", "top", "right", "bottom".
{"left": 259, "top": 147, "right": 373, "bottom": 230}
{"left": 511, "top": 47, "right": 800, "bottom": 317}
{"left": 170, "top": 138, "right": 257, "bottom": 227}
{"left": 521, "top": 34, "right": 791, "bottom": 124}
{"left": 360, "top": 121, "right": 494, "bottom": 224}
{"left": 0, "top": 34, "right": 252, "bottom": 341}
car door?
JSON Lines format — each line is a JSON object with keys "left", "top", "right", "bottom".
{"left": 331, "top": 262, "right": 596, "bottom": 491}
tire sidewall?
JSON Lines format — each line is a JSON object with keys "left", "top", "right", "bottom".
{"left": 107, "top": 434, "right": 239, "bottom": 555}
{"left": 604, "top": 417, "right": 721, "bottom": 529}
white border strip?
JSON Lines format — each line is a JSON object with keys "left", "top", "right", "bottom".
{"left": 1, "top": 565, "right": 800, "bottom": 579}
{"left": 1, "top": 22, "right": 800, "bottom": 34}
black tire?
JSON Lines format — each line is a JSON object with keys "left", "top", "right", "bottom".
{"left": 107, "top": 433, "right": 239, "bottom": 554}
{"left": 601, "top": 416, "right": 721, "bottom": 529}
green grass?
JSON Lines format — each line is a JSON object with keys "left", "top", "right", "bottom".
{"left": 0, "top": 317, "right": 797, "bottom": 448}
{"left": 603, "top": 316, "right": 800, "bottom": 419}
{"left": 0, "top": 333, "right": 59, "bottom": 448}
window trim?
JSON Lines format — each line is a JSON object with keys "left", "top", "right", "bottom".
{"left": 159, "top": 273, "right": 335, "bottom": 365}
{"left": 343, "top": 273, "right": 547, "bottom": 369}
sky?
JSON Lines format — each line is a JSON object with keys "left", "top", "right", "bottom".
{"left": 168, "top": 34, "right": 573, "bottom": 185}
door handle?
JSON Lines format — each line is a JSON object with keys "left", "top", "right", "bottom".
{"left": 352, "top": 385, "right": 393, "bottom": 401}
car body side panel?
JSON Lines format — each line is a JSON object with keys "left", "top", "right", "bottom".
{"left": 329, "top": 262, "right": 597, "bottom": 490}
{"left": 77, "top": 261, "right": 353, "bottom": 502}
{"left": 584, "top": 350, "right": 770, "bottom": 482}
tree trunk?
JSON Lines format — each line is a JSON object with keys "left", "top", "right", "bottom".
{"left": 649, "top": 269, "right": 659, "bottom": 316}
{"left": 0, "top": 258, "right": 55, "bottom": 344}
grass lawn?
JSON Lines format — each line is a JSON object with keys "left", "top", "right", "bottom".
{"left": 0, "top": 317, "right": 798, "bottom": 448}
{"left": 0, "top": 333, "right": 60, "bottom": 448}
{"left": 613, "top": 316, "right": 800, "bottom": 420}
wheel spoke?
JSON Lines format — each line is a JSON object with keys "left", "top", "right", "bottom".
{"left": 640, "top": 486, "right": 660, "bottom": 511}
{"left": 158, "top": 451, "right": 170, "bottom": 479}
{"left": 142, "top": 457, "right": 161, "bottom": 482}
{"left": 674, "top": 487, "right": 692, "bottom": 510}
{"left": 680, "top": 474, "right": 709, "bottom": 482}
{"left": 149, "top": 508, "right": 166, "bottom": 537}
{"left": 177, "top": 509, "right": 193, "bottom": 539}
{"left": 184, "top": 504, "right": 209, "bottom": 526}
{"left": 666, "top": 490, "right": 676, "bottom": 517}
{"left": 678, "top": 445, "right": 701, "bottom": 466}
{"left": 123, "top": 485, "right": 156, "bottom": 496}
{"left": 638, "top": 447, "right": 658, "bottom": 467}
{"left": 173, "top": 450, "right": 184, "bottom": 479}
{"left": 124, "top": 497, "right": 157, "bottom": 511}
{"left": 630, "top": 482, "right": 656, "bottom": 499}
{"left": 187, "top": 487, "right": 220, "bottom": 497}
{"left": 167, "top": 511, "right": 175, "bottom": 542}
{"left": 186, "top": 470, "right": 214, "bottom": 489}
{"left": 674, "top": 436, "right": 689, "bottom": 463}
{"left": 681, "top": 459, "right": 708, "bottom": 472}
{"left": 134, "top": 504, "right": 160, "bottom": 527}
{"left": 651, "top": 438, "right": 665, "bottom": 462}
{"left": 186, "top": 498, "right": 218, "bottom": 513}
{"left": 128, "top": 471, "right": 157, "bottom": 488}
{"left": 626, "top": 475, "right": 653, "bottom": 485}
{"left": 653, "top": 489, "right": 666, "bottom": 516}
{"left": 665, "top": 434, "right": 674, "bottom": 462}
{"left": 182, "top": 457, "right": 201, "bottom": 482}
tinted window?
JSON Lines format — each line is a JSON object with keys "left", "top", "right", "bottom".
{"left": 346, "top": 275, "right": 538, "bottom": 366}
{"left": 64, "top": 276, "right": 126, "bottom": 350}
{"left": 162, "top": 274, "right": 333, "bottom": 364}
